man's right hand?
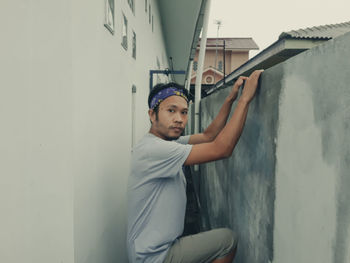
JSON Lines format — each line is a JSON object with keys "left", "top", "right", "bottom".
{"left": 240, "top": 70, "right": 264, "bottom": 104}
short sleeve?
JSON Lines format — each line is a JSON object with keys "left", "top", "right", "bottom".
{"left": 175, "top": 135, "right": 191, "bottom": 145}
{"left": 146, "top": 139, "right": 192, "bottom": 179}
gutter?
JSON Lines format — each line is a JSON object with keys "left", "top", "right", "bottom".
{"left": 206, "top": 37, "right": 326, "bottom": 95}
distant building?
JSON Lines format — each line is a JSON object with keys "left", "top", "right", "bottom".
{"left": 190, "top": 37, "right": 258, "bottom": 97}
{"left": 209, "top": 21, "right": 350, "bottom": 95}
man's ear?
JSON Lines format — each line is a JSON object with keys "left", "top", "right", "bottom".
{"left": 148, "top": 109, "right": 155, "bottom": 124}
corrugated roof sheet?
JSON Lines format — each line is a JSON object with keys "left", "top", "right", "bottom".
{"left": 197, "top": 37, "right": 259, "bottom": 50}
{"left": 279, "top": 21, "right": 350, "bottom": 40}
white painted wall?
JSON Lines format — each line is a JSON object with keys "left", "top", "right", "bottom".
{"left": 71, "top": 0, "right": 170, "bottom": 262}
{"left": 0, "top": 1, "right": 74, "bottom": 262}
{"left": 0, "top": 0, "right": 170, "bottom": 262}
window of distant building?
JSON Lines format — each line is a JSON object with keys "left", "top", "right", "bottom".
{"left": 205, "top": 75, "right": 214, "bottom": 84}
{"left": 128, "top": 0, "right": 135, "bottom": 14}
{"left": 132, "top": 31, "right": 136, "bottom": 59}
{"left": 145, "top": 0, "right": 147, "bottom": 12}
{"left": 121, "top": 13, "right": 128, "bottom": 50}
{"left": 218, "top": 61, "right": 223, "bottom": 72}
{"left": 193, "top": 61, "right": 198, "bottom": 71}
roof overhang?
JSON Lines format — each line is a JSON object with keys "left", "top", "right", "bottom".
{"left": 207, "top": 38, "right": 326, "bottom": 94}
{"left": 197, "top": 47, "right": 256, "bottom": 52}
{"left": 157, "top": 0, "right": 205, "bottom": 84}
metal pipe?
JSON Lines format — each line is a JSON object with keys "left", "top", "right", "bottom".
{"left": 186, "top": 60, "right": 193, "bottom": 92}
{"left": 213, "top": 20, "right": 222, "bottom": 84}
{"left": 223, "top": 39, "right": 226, "bottom": 84}
{"left": 194, "top": 0, "right": 211, "bottom": 171}
{"left": 149, "top": 70, "right": 186, "bottom": 91}
{"left": 194, "top": 0, "right": 211, "bottom": 135}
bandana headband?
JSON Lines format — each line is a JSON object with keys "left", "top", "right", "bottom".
{"left": 150, "top": 87, "right": 188, "bottom": 109}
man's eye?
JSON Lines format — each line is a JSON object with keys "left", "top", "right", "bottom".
{"left": 168, "top": 109, "right": 175, "bottom": 113}
{"left": 182, "top": 111, "right": 188, "bottom": 115}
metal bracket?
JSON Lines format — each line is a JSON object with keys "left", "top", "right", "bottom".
{"left": 149, "top": 69, "right": 186, "bottom": 91}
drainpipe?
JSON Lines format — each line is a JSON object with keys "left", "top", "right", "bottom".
{"left": 185, "top": 60, "right": 193, "bottom": 136}
{"left": 186, "top": 60, "right": 193, "bottom": 92}
{"left": 194, "top": 0, "right": 211, "bottom": 171}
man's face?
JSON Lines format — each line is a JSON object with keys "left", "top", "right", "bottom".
{"left": 149, "top": 95, "right": 188, "bottom": 140}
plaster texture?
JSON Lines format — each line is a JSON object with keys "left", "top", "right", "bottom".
{"left": 197, "top": 32, "right": 350, "bottom": 263}
{"left": 198, "top": 67, "right": 280, "bottom": 263}
{"left": 274, "top": 32, "right": 350, "bottom": 263}
{"left": 0, "top": 0, "right": 171, "bottom": 262}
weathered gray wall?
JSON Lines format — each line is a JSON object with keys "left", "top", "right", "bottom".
{"left": 273, "top": 32, "right": 350, "bottom": 263}
{"left": 197, "top": 32, "right": 350, "bottom": 263}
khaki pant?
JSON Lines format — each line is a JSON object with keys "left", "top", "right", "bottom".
{"left": 163, "top": 228, "right": 238, "bottom": 263}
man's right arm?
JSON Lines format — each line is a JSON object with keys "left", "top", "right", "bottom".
{"left": 184, "top": 70, "right": 263, "bottom": 166}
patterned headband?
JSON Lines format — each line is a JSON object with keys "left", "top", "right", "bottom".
{"left": 150, "top": 87, "right": 188, "bottom": 109}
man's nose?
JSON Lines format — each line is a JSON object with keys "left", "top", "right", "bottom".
{"left": 174, "top": 112, "right": 183, "bottom": 123}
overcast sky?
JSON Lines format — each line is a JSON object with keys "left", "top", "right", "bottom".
{"left": 207, "top": 0, "right": 350, "bottom": 57}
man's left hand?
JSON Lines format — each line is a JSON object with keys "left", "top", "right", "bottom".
{"left": 227, "top": 76, "right": 248, "bottom": 102}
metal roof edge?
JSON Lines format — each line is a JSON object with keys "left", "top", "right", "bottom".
{"left": 198, "top": 47, "right": 259, "bottom": 51}
{"left": 206, "top": 38, "right": 326, "bottom": 95}
{"left": 157, "top": 0, "right": 204, "bottom": 84}
{"left": 206, "top": 39, "right": 286, "bottom": 93}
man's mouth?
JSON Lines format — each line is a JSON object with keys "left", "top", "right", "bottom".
{"left": 171, "top": 127, "right": 183, "bottom": 132}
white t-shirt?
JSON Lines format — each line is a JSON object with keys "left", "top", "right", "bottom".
{"left": 127, "top": 133, "right": 192, "bottom": 263}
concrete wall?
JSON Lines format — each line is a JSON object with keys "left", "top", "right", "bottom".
{"left": 0, "top": 0, "right": 169, "bottom": 262}
{"left": 197, "top": 32, "right": 350, "bottom": 263}
{"left": 273, "top": 32, "right": 350, "bottom": 263}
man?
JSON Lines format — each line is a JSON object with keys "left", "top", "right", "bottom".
{"left": 127, "top": 70, "right": 263, "bottom": 263}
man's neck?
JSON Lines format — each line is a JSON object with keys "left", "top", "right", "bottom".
{"left": 149, "top": 128, "right": 177, "bottom": 141}
{"left": 149, "top": 127, "right": 164, "bottom": 140}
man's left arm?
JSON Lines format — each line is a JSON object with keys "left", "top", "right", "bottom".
{"left": 188, "top": 76, "right": 248, "bottom": 145}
